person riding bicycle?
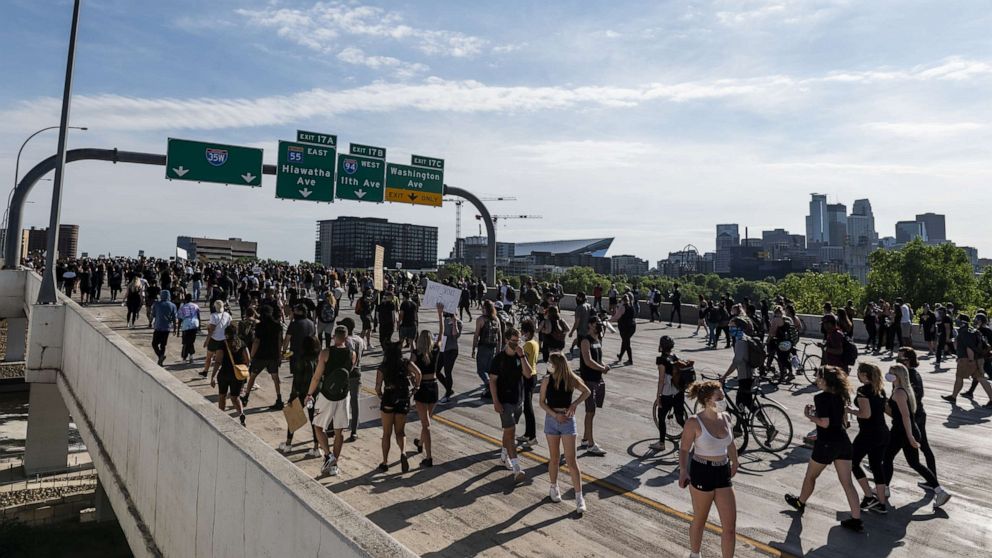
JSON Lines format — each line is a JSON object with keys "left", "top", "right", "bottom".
{"left": 652, "top": 335, "right": 694, "bottom": 451}
{"left": 766, "top": 306, "right": 798, "bottom": 382}
{"left": 721, "top": 317, "right": 760, "bottom": 428}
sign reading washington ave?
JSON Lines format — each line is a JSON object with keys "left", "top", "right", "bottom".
{"left": 385, "top": 162, "right": 444, "bottom": 207}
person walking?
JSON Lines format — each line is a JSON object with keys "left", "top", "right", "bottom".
{"left": 375, "top": 342, "right": 421, "bottom": 473}
{"left": 339, "top": 317, "right": 366, "bottom": 443}
{"left": 411, "top": 329, "right": 438, "bottom": 466}
{"left": 150, "top": 290, "right": 177, "bottom": 367}
{"left": 489, "top": 327, "right": 534, "bottom": 482}
{"left": 784, "top": 366, "right": 864, "bottom": 533}
{"left": 398, "top": 290, "right": 419, "bottom": 349}
{"left": 437, "top": 305, "right": 461, "bottom": 403}
{"left": 668, "top": 283, "right": 682, "bottom": 328}
{"left": 652, "top": 335, "right": 692, "bottom": 451}
{"left": 942, "top": 313, "right": 992, "bottom": 406}
{"left": 201, "top": 300, "right": 231, "bottom": 378}
{"left": 568, "top": 292, "right": 592, "bottom": 356}
{"left": 540, "top": 352, "right": 591, "bottom": 514}
{"left": 612, "top": 293, "right": 636, "bottom": 366}
{"left": 210, "top": 324, "right": 247, "bottom": 426}
{"left": 539, "top": 306, "right": 568, "bottom": 363}
{"left": 897, "top": 347, "right": 940, "bottom": 485}
{"left": 124, "top": 275, "right": 144, "bottom": 329}
{"left": 176, "top": 293, "right": 201, "bottom": 364}
{"left": 243, "top": 304, "right": 285, "bottom": 411}
{"left": 315, "top": 291, "right": 337, "bottom": 348}
{"left": 679, "top": 380, "right": 739, "bottom": 558}
{"left": 305, "top": 326, "right": 355, "bottom": 477}
{"left": 277, "top": 334, "right": 321, "bottom": 458}
{"left": 696, "top": 297, "right": 708, "bottom": 338}
{"left": 963, "top": 313, "right": 992, "bottom": 399}
{"left": 472, "top": 300, "right": 502, "bottom": 399}
{"left": 518, "top": 319, "right": 540, "bottom": 447}
{"left": 579, "top": 316, "right": 610, "bottom": 456}
{"left": 885, "top": 364, "right": 952, "bottom": 508}
{"left": 846, "top": 363, "right": 891, "bottom": 513}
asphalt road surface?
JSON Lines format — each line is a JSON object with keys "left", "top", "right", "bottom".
{"left": 87, "top": 299, "right": 990, "bottom": 558}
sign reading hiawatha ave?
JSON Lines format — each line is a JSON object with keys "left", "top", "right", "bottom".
{"left": 166, "top": 138, "right": 262, "bottom": 186}
{"left": 385, "top": 163, "right": 444, "bottom": 207}
{"left": 276, "top": 141, "right": 335, "bottom": 202}
{"left": 335, "top": 154, "right": 385, "bottom": 202}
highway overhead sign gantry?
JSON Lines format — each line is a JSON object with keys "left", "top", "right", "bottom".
{"left": 166, "top": 138, "right": 262, "bottom": 186}
{"left": 276, "top": 140, "right": 335, "bottom": 202}
{"left": 335, "top": 154, "right": 385, "bottom": 202}
{"left": 385, "top": 163, "right": 443, "bottom": 207}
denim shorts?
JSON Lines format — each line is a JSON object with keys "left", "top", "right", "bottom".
{"left": 543, "top": 414, "right": 578, "bottom": 436}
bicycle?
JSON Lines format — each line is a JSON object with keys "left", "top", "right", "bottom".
{"left": 688, "top": 374, "right": 794, "bottom": 454}
{"left": 795, "top": 342, "right": 822, "bottom": 385}
{"left": 652, "top": 394, "right": 693, "bottom": 443}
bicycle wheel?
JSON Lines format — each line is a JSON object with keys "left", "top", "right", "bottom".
{"left": 665, "top": 400, "right": 692, "bottom": 442}
{"left": 750, "top": 403, "right": 793, "bottom": 453}
{"left": 801, "top": 354, "right": 821, "bottom": 385}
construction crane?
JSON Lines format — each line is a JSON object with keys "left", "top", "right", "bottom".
{"left": 475, "top": 214, "right": 543, "bottom": 233}
{"left": 442, "top": 196, "right": 516, "bottom": 239}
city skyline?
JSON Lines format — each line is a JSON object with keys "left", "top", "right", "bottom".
{"left": 2, "top": 1, "right": 990, "bottom": 265}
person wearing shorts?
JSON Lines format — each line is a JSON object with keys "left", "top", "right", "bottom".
{"left": 210, "top": 324, "right": 247, "bottom": 426}
{"left": 540, "top": 353, "right": 591, "bottom": 513}
{"left": 243, "top": 304, "right": 284, "bottom": 410}
{"left": 578, "top": 317, "right": 610, "bottom": 456}
{"left": 376, "top": 342, "right": 421, "bottom": 473}
{"left": 305, "top": 327, "right": 354, "bottom": 478}
{"left": 785, "top": 366, "right": 864, "bottom": 533}
{"left": 489, "top": 328, "right": 533, "bottom": 482}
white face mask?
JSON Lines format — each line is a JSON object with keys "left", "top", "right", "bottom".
{"left": 885, "top": 373, "right": 896, "bottom": 383}
{"left": 713, "top": 398, "right": 728, "bottom": 412}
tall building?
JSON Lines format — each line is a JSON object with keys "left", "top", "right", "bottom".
{"left": 761, "top": 228, "right": 806, "bottom": 260}
{"left": 610, "top": 255, "right": 648, "bottom": 276}
{"left": 915, "top": 213, "right": 946, "bottom": 243}
{"left": 845, "top": 199, "right": 878, "bottom": 283}
{"left": 805, "top": 194, "right": 828, "bottom": 247}
{"left": 448, "top": 235, "right": 515, "bottom": 279}
{"left": 895, "top": 221, "right": 927, "bottom": 244}
{"left": 314, "top": 217, "right": 437, "bottom": 269}
{"left": 715, "top": 224, "right": 740, "bottom": 274}
{"left": 21, "top": 224, "right": 79, "bottom": 259}
{"left": 176, "top": 236, "right": 257, "bottom": 262}
{"left": 826, "top": 203, "right": 848, "bottom": 247}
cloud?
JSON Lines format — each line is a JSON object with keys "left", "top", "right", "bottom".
{"left": 861, "top": 121, "right": 986, "bottom": 138}
{"left": 336, "top": 47, "right": 429, "bottom": 77}
{"left": 715, "top": 0, "right": 850, "bottom": 26}
{"left": 236, "top": 1, "right": 485, "bottom": 58}
{"left": 819, "top": 57, "right": 992, "bottom": 84}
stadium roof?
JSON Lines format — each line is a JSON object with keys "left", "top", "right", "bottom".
{"left": 514, "top": 238, "right": 613, "bottom": 258}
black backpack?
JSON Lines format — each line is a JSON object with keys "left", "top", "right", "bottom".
{"left": 506, "top": 286, "right": 516, "bottom": 302}
{"left": 320, "top": 367, "right": 350, "bottom": 401}
{"left": 842, "top": 335, "right": 859, "bottom": 366}
{"left": 744, "top": 336, "right": 766, "bottom": 368}
{"left": 481, "top": 318, "right": 500, "bottom": 346}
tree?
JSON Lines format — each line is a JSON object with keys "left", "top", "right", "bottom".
{"left": 866, "top": 239, "right": 976, "bottom": 309}
{"left": 778, "top": 272, "right": 864, "bottom": 314}
{"left": 975, "top": 267, "right": 992, "bottom": 311}
{"left": 558, "top": 267, "right": 609, "bottom": 295}
{"left": 438, "top": 262, "right": 472, "bottom": 281}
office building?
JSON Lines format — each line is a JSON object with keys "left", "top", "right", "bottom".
{"left": 805, "top": 194, "right": 828, "bottom": 247}
{"left": 845, "top": 199, "right": 878, "bottom": 283}
{"left": 449, "top": 236, "right": 515, "bottom": 279}
{"left": 915, "top": 213, "right": 946, "bottom": 243}
{"left": 176, "top": 236, "right": 257, "bottom": 262}
{"left": 761, "top": 229, "right": 806, "bottom": 260}
{"left": 315, "top": 217, "right": 437, "bottom": 270}
{"left": 826, "top": 203, "right": 848, "bottom": 247}
{"left": 22, "top": 224, "right": 79, "bottom": 259}
{"left": 715, "top": 224, "right": 740, "bottom": 274}
{"left": 895, "top": 221, "right": 927, "bottom": 244}
{"left": 611, "top": 255, "right": 649, "bottom": 277}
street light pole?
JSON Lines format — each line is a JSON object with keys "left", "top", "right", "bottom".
{"left": 37, "top": 0, "right": 82, "bottom": 304}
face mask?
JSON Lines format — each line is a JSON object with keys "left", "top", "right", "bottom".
{"left": 885, "top": 373, "right": 896, "bottom": 382}
{"left": 713, "top": 398, "right": 728, "bottom": 412}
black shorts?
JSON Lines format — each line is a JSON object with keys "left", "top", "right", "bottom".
{"left": 584, "top": 380, "right": 605, "bottom": 412}
{"left": 689, "top": 459, "right": 732, "bottom": 491}
{"left": 217, "top": 375, "right": 244, "bottom": 398}
{"left": 811, "top": 438, "right": 853, "bottom": 465}
{"left": 207, "top": 338, "right": 225, "bottom": 352}
{"left": 380, "top": 391, "right": 410, "bottom": 414}
{"left": 414, "top": 380, "right": 439, "bottom": 404}
{"left": 361, "top": 316, "right": 372, "bottom": 331}
{"left": 250, "top": 358, "right": 279, "bottom": 375}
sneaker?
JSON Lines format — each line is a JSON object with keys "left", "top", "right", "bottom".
{"left": 872, "top": 502, "right": 889, "bottom": 515}
{"left": 199, "top": 370, "right": 208, "bottom": 378}
{"left": 328, "top": 464, "right": 340, "bottom": 477}
{"left": 578, "top": 440, "right": 590, "bottom": 450}
{"left": 962, "top": 391, "right": 975, "bottom": 399}
{"left": 421, "top": 458, "right": 433, "bottom": 468}
{"left": 524, "top": 436, "right": 538, "bottom": 446}
{"left": 934, "top": 489, "right": 952, "bottom": 508}
{"left": 549, "top": 484, "right": 562, "bottom": 503}
{"left": 321, "top": 457, "right": 334, "bottom": 475}
{"left": 270, "top": 400, "right": 284, "bottom": 411}
{"left": 439, "top": 395, "right": 451, "bottom": 404}
{"left": 346, "top": 434, "right": 357, "bottom": 443}
{"left": 413, "top": 438, "right": 423, "bottom": 453}
{"left": 377, "top": 462, "right": 389, "bottom": 472}
{"left": 648, "top": 441, "right": 665, "bottom": 451}
{"left": 480, "top": 391, "right": 492, "bottom": 400}
{"left": 576, "top": 494, "right": 587, "bottom": 514}
{"left": 918, "top": 482, "right": 937, "bottom": 493}
{"left": 784, "top": 494, "right": 805, "bottom": 515}
{"left": 277, "top": 442, "right": 291, "bottom": 453}
{"left": 238, "top": 414, "right": 246, "bottom": 426}
{"left": 305, "top": 447, "right": 322, "bottom": 459}
{"left": 840, "top": 518, "right": 865, "bottom": 533}
{"left": 941, "top": 395, "right": 956, "bottom": 404}
{"left": 859, "top": 495, "right": 879, "bottom": 511}
{"left": 157, "top": 356, "right": 165, "bottom": 366}
{"left": 515, "top": 435, "right": 528, "bottom": 444}
{"left": 586, "top": 444, "right": 607, "bottom": 456}
{"left": 240, "top": 395, "right": 249, "bottom": 406}
{"left": 512, "top": 461, "right": 525, "bottom": 482}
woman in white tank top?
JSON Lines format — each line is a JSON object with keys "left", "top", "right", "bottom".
{"left": 679, "top": 380, "right": 739, "bottom": 558}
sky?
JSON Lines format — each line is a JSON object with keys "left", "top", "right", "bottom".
{"left": 1, "top": 0, "right": 990, "bottom": 264}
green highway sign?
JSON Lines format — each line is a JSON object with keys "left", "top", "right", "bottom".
{"left": 276, "top": 141, "right": 335, "bottom": 202}
{"left": 166, "top": 138, "right": 262, "bottom": 186}
{"left": 411, "top": 154, "right": 444, "bottom": 170}
{"left": 349, "top": 143, "right": 386, "bottom": 159}
{"left": 336, "top": 153, "right": 385, "bottom": 203}
{"left": 297, "top": 130, "right": 337, "bottom": 147}
{"left": 385, "top": 163, "right": 444, "bottom": 207}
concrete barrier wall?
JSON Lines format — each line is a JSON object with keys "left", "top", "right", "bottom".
{"left": 7, "top": 270, "right": 414, "bottom": 558}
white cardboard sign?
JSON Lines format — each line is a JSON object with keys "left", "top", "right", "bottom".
{"left": 422, "top": 279, "right": 462, "bottom": 313}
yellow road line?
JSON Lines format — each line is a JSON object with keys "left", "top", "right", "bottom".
{"left": 360, "top": 386, "right": 795, "bottom": 558}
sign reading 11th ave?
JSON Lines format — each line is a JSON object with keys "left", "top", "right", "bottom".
{"left": 336, "top": 154, "right": 385, "bottom": 203}
{"left": 166, "top": 138, "right": 262, "bottom": 187}
{"left": 276, "top": 140, "right": 335, "bottom": 202}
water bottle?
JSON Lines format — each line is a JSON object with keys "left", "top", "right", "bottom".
{"left": 306, "top": 398, "right": 314, "bottom": 410}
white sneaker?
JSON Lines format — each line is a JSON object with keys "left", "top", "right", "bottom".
{"left": 277, "top": 442, "right": 291, "bottom": 453}
{"left": 512, "top": 461, "right": 525, "bottom": 482}
{"left": 576, "top": 493, "right": 586, "bottom": 514}
{"left": 586, "top": 444, "right": 607, "bottom": 456}
{"left": 934, "top": 488, "right": 951, "bottom": 508}
{"left": 328, "top": 464, "right": 340, "bottom": 477}
{"left": 305, "top": 447, "right": 322, "bottom": 459}
{"left": 549, "top": 484, "right": 562, "bottom": 503}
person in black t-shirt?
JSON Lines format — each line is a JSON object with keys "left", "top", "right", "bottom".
{"left": 489, "top": 327, "right": 533, "bottom": 482}
{"left": 785, "top": 366, "right": 864, "bottom": 533}
{"left": 398, "top": 291, "right": 419, "bottom": 349}
{"left": 377, "top": 290, "right": 398, "bottom": 346}
{"left": 846, "top": 363, "right": 891, "bottom": 512}
{"left": 243, "top": 305, "right": 285, "bottom": 410}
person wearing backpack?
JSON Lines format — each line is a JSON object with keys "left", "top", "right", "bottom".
{"left": 942, "top": 314, "right": 992, "bottom": 407}
{"left": 721, "top": 318, "right": 759, "bottom": 417}
{"left": 539, "top": 306, "right": 568, "bottom": 363}
{"left": 316, "top": 292, "right": 337, "bottom": 348}
{"left": 305, "top": 326, "right": 355, "bottom": 477}
{"left": 819, "top": 314, "right": 849, "bottom": 372}
{"left": 651, "top": 335, "right": 693, "bottom": 451}
{"left": 472, "top": 300, "right": 502, "bottom": 399}
{"left": 375, "top": 341, "right": 422, "bottom": 473}
{"left": 963, "top": 313, "right": 992, "bottom": 399}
